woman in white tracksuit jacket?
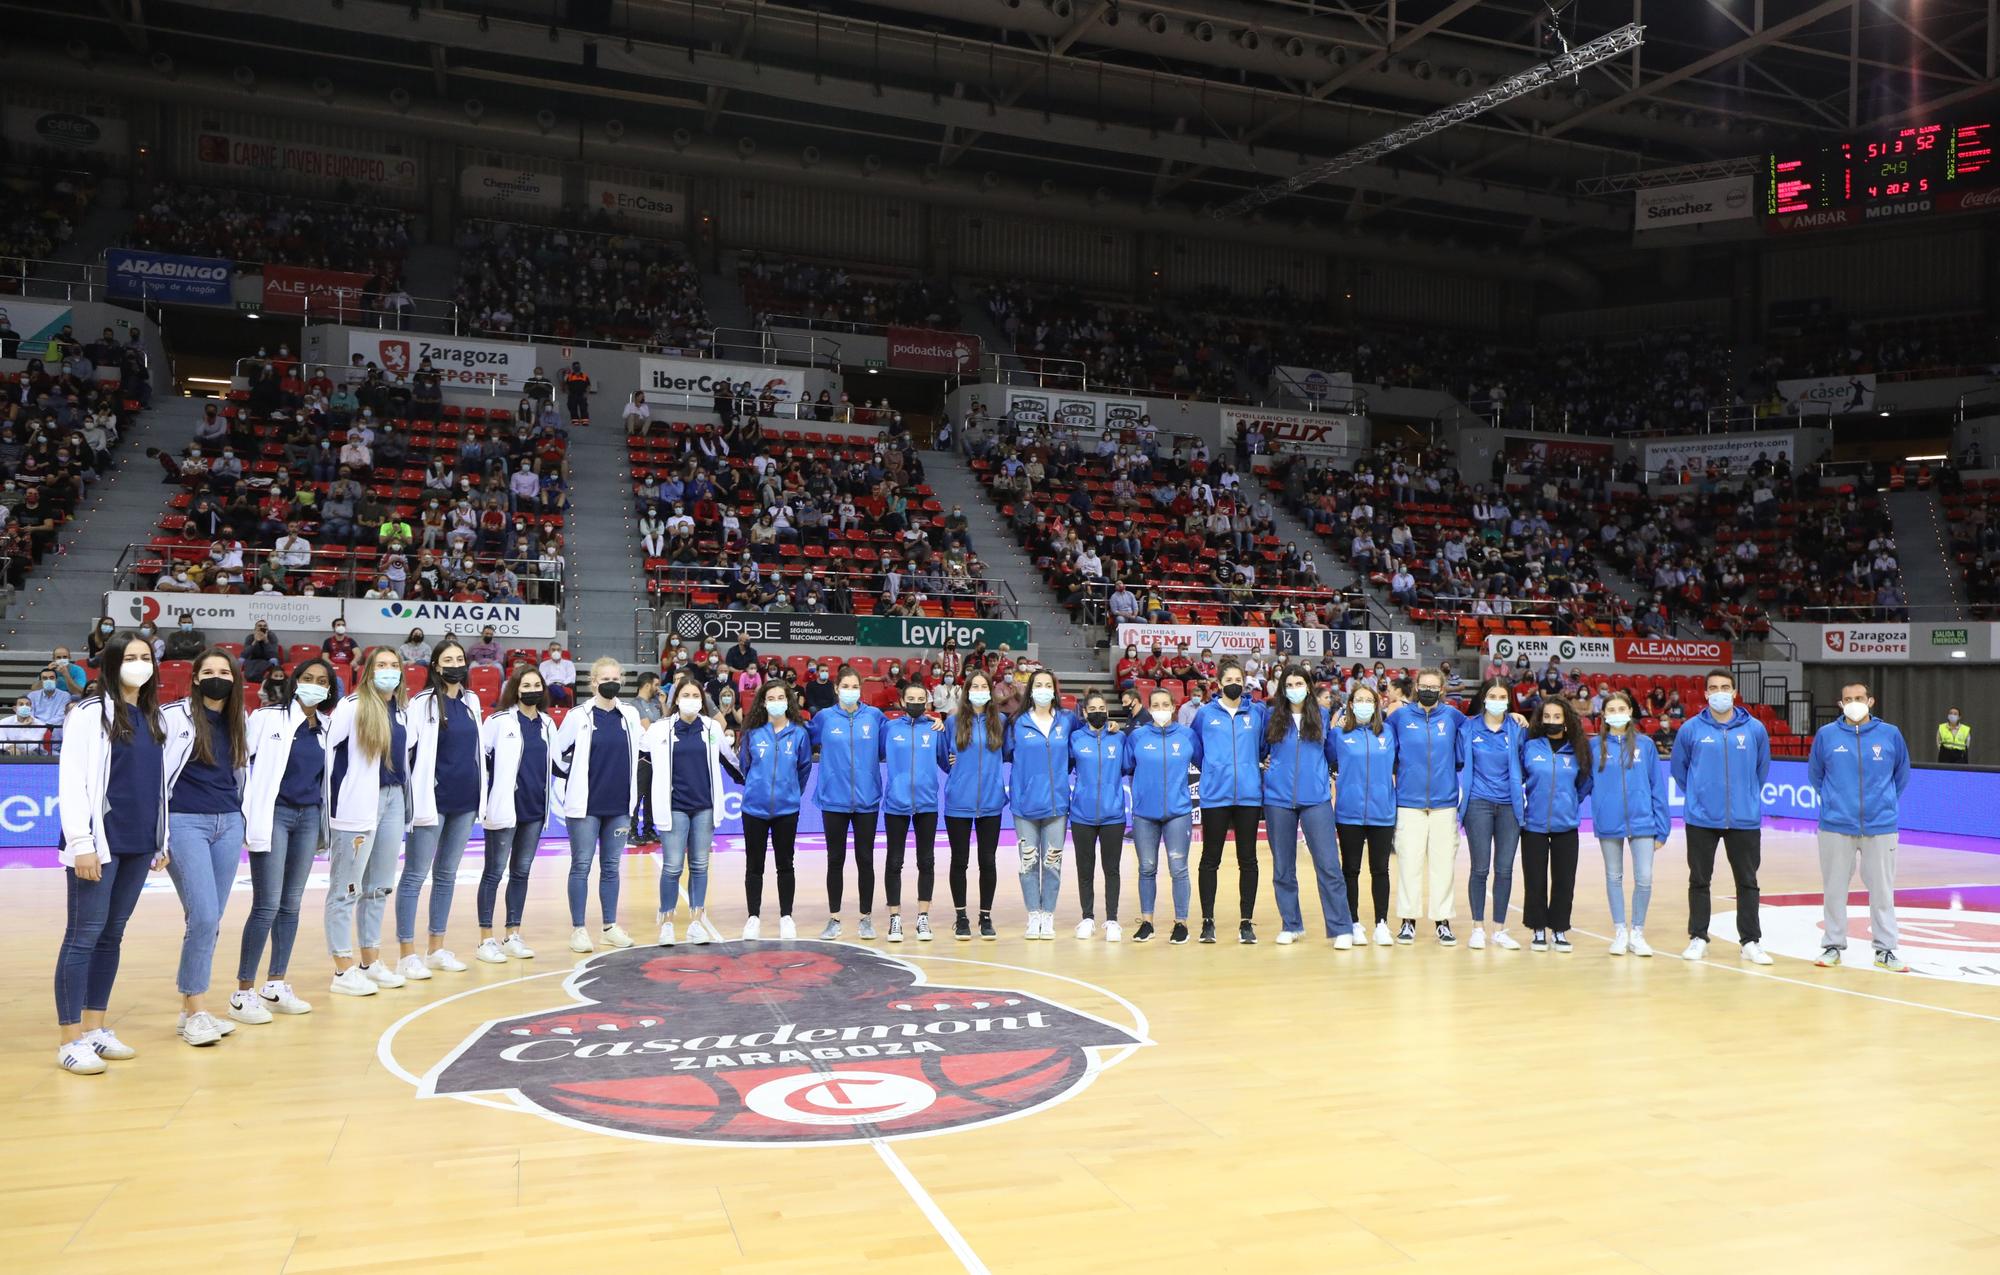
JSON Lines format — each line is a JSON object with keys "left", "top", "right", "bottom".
{"left": 642, "top": 676, "right": 731, "bottom": 946}
{"left": 394, "top": 638, "right": 488, "bottom": 981}
{"left": 475, "top": 665, "right": 555, "bottom": 963}
{"left": 323, "top": 646, "right": 414, "bottom": 998}
{"left": 553, "top": 656, "right": 644, "bottom": 954}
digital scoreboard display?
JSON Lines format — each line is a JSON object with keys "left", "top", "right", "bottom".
{"left": 1769, "top": 117, "right": 1995, "bottom": 214}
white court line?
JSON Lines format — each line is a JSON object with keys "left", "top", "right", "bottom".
{"left": 873, "top": 1140, "right": 990, "bottom": 1275}
{"left": 1571, "top": 927, "right": 2000, "bottom": 1024}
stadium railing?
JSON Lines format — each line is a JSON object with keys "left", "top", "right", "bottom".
{"left": 111, "top": 544, "right": 567, "bottom": 612}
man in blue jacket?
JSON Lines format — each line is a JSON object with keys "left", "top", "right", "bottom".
{"left": 1392, "top": 667, "right": 1467, "bottom": 946}
{"left": 1668, "top": 669, "right": 1772, "bottom": 964}
{"left": 1805, "top": 682, "right": 1912, "bottom": 972}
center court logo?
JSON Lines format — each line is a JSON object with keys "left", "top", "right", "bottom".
{"left": 415, "top": 943, "right": 1148, "bottom": 1145}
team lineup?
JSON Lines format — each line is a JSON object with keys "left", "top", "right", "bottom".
{"left": 52, "top": 631, "right": 1914, "bottom": 1076}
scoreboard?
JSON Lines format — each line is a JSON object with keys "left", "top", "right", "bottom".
{"left": 1769, "top": 117, "right": 1995, "bottom": 215}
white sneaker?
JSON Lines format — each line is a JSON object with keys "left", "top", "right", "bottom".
{"left": 1468, "top": 927, "right": 1487, "bottom": 950}
{"left": 200, "top": 1010, "right": 237, "bottom": 1037}
{"left": 1075, "top": 918, "right": 1095, "bottom": 940}
{"left": 1024, "top": 916, "right": 1040, "bottom": 941}
{"left": 1609, "top": 926, "right": 1629, "bottom": 956}
{"left": 742, "top": 916, "right": 763, "bottom": 941}
{"left": 1352, "top": 922, "right": 1369, "bottom": 946}
{"left": 686, "top": 917, "right": 713, "bottom": 945}
{"left": 177, "top": 1012, "right": 222, "bottom": 1047}
{"left": 330, "top": 967, "right": 378, "bottom": 996}
{"left": 1275, "top": 930, "right": 1302, "bottom": 945}
{"left": 85, "top": 1027, "right": 137, "bottom": 1059}
{"left": 569, "top": 927, "right": 595, "bottom": 953}
{"left": 779, "top": 916, "right": 797, "bottom": 940}
{"left": 601, "top": 925, "right": 634, "bottom": 949}
{"left": 363, "top": 961, "right": 407, "bottom": 988}
{"left": 1103, "top": 920, "right": 1122, "bottom": 943}
{"left": 476, "top": 938, "right": 508, "bottom": 964}
{"left": 1629, "top": 929, "right": 1653, "bottom": 958}
{"left": 1682, "top": 937, "right": 1709, "bottom": 961}
{"left": 698, "top": 916, "right": 726, "bottom": 943}
{"left": 502, "top": 935, "right": 536, "bottom": 960}
{"left": 396, "top": 953, "right": 433, "bottom": 981}
{"left": 426, "top": 949, "right": 468, "bottom": 972}
{"left": 1741, "top": 941, "right": 1774, "bottom": 966}
{"left": 1491, "top": 929, "right": 1520, "bottom": 951}
{"left": 1333, "top": 933, "right": 1354, "bottom": 950}
{"left": 658, "top": 921, "right": 678, "bottom": 946}
{"left": 1374, "top": 920, "right": 1393, "bottom": 946}
{"left": 259, "top": 981, "right": 312, "bottom": 1014}
{"left": 59, "top": 1041, "right": 106, "bottom": 1074}
{"left": 228, "top": 990, "right": 274, "bottom": 1025}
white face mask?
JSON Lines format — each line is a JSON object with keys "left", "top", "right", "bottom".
{"left": 678, "top": 697, "right": 702, "bottom": 717}
{"left": 1842, "top": 700, "right": 1869, "bottom": 723}
{"left": 119, "top": 661, "right": 154, "bottom": 688}
{"left": 1603, "top": 710, "right": 1631, "bottom": 729}
{"left": 1150, "top": 708, "right": 1173, "bottom": 727}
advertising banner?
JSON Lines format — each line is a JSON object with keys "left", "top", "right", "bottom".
{"left": 1635, "top": 176, "right": 1755, "bottom": 230}
{"left": 1502, "top": 435, "right": 1616, "bottom": 467}
{"left": 1102, "top": 398, "right": 1146, "bottom": 431}
{"left": 667, "top": 610, "right": 857, "bottom": 646}
{"left": 347, "top": 601, "right": 560, "bottom": 643}
{"left": 194, "top": 130, "right": 420, "bottom": 192}
{"left": 107, "top": 591, "right": 346, "bottom": 635}
{"left": 459, "top": 165, "right": 563, "bottom": 210}
{"left": 1642, "top": 433, "right": 1796, "bottom": 477}
{"left": 1778, "top": 374, "right": 1877, "bottom": 415}
{"left": 105, "top": 248, "right": 232, "bottom": 305}
{"left": 855, "top": 616, "right": 1030, "bottom": 650}
{"left": 585, "top": 179, "right": 684, "bottom": 229}
{"left": 349, "top": 332, "right": 539, "bottom": 390}
{"left": 885, "top": 326, "right": 980, "bottom": 374}
{"left": 1004, "top": 389, "right": 1051, "bottom": 425}
{"left": 1482, "top": 635, "right": 1618, "bottom": 665}
{"left": 0, "top": 761, "right": 59, "bottom": 849}
{"left": 261, "top": 265, "right": 371, "bottom": 317}
{"left": 641, "top": 357, "right": 806, "bottom": 406}
{"left": 1272, "top": 365, "right": 1356, "bottom": 405}
{"left": 1222, "top": 406, "right": 1355, "bottom": 459}
{"left": 1615, "top": 637, "right": 1734, "bottom": 666}
{"left": 1117, "top": 622, "right": 1272, "bottom": 656}
{"left": 0, "top": 300, "right": 74, "bottom": 350}
{"left": 2, "top": 107, "right": 128, "bottom": 155}
{"left": 1053, "top": 396, "right": 1099, "bottom": 434}
{"left": 1818, "top": 624, "right": 1911, "bottom": 661}
{"left": 1278, "top": 629, "right": 1418, "bottom": 661}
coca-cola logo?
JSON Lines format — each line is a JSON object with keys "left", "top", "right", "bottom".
{"left": 1958, "top": 187, "right": 2000, "bottom": 211}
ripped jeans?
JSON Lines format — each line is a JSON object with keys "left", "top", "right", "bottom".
{"left": 324, "top": 785, "right": 407, "bottom": 958}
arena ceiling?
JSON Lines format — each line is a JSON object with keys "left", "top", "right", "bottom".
{"left": 21, "top": 1, "right": 2000, "bottom": 252}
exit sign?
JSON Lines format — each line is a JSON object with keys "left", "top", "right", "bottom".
{"left": 1932, "top": 628, "right": 1969, "bottom": 646}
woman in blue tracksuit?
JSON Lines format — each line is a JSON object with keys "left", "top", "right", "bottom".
{"left": 1332, "top": 683, "right": 1398, "bottom": 946}
{"left": 1007, "top": 670, "right": 1073, "bottom": 941}
{"left": 808, "top": 666, "right": 887, "bottom": 940}
{"left": 729, "top": 681, "right": 814, "bottom": 941}
{"left": 1126, "top": 686, "right": 1201, "bottom": 945}
{"left": 881, "top": 682, "right": 951, "bottom": 943}
{"left": 1193, "top": 661, "right": 1268, "bottom": 945}
{"left": 1260, "top": 666, "right": 1353, "bottom": 948}
{"left": 1460, "top": 678, "right": 1528, "bottom": 951}
{"left": 1591, "top": 690, "right": 1667, "bottom": 958}
{"left": 1520, "top": 697, "right": 1593, "bottom": 952}
{"left": 1067, "top": 691, "right": 1127, "bottom": 942}
{"left": 943, "top": 670, "right": 1007, "bottom": 941}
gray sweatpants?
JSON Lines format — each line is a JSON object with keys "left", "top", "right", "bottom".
{"left": 1816, "top": 830, "right": 1898, "bottom": 953}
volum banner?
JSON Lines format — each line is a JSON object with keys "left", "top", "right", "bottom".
{"left": 1278, "top": 629, "right": 1418, "bottom": 661}
{"left": 855, "top": 616, "right": 1030, "bottom": 650}
{"left": 886, "top": 326, "right": 980, "bottom": 374}
{"left": 667, "top": 610, "right": 857, "bottom": 646}
{"left": 1117, "top": 622, "right": 1272, "bottom": 655}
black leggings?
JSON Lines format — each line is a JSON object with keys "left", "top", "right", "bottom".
{"left": 823, "top": 809, "right": 878, "bottom": 914}
{"left": 884, "top": 811, "right": 937, "bottom": 908}
{"left": 1521, "top": 828, "right": 1580, "bottom": 934}
{"left": 946, "top": 814, "right": 1001, "bottom": 913}
{"left": 1071, "top": 821, "right": 1123, "bottom": 920}
{"left": 1336, "top": 823, "right": 1394, "bottom": 926}
{"left": 742, "top": 813, "right": 798, "bottom": 918}
{"left": 1199, "top": 804, "right": 1263, "bottom": 921}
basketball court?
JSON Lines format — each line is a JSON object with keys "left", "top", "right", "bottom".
{"left": 6, "top": 825, "right": 1999, "bottom": 1274}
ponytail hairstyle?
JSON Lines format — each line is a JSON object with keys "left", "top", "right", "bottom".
{"left": 189, "top": 647, "right": 248, "bottom": 768}
{"left": 954, "top": 670, "right": 1004, "bottom": 752}
{"left": 1595, "top": 689, "right": 1642, "bottom": 770}
{"left": 354, "top": 646, "right": 406, "bottom": 763}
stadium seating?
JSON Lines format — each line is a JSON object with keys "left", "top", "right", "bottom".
{"left": 741, "top": 254, "right": 961, "bottom": 330}
{"left": 126, "top": 184, "right": 412, "bottom": 281}
{"left": 0, "top": 166, "right": 95, "bottom": 283}
{"left": 454, "top": 219, "right": 709, "bottom": 348}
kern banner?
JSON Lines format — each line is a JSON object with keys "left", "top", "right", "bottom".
{"left": 1272, "top": 365, "right": 1358, "bottom": 406}
{"left": 3, "top": 107, "right": 128, "bottom": 155}
{"left": 1778, "top": 374, "right": 1877, "bottom": 415}
{"left": 667, "top": 610, "right": 857, "bottom": 646}
{"left": 261, "top": 265, "right": 371, "bottom": 317}
{"left": 348, "top": 332, "right": 538, "bottom": 390}
{"left": 1224, "top": 406, "right": 1355, "bottom": 459}
{"left": 585, "top": 179, "right": 684, "bottom": 228}
{"left": 105, "top": 248, "right": 232, "bottom": 304}
{"left": 1616, "top": 637, "right": 1733, "bottom": 666}
{"left": 194, "top": 130, "right": 420, "bottom": 192}
{"left": 1278, "top": 628, "right": 1418, "bottom": 661}
{"left": 1117, "top": 622, "right": 1272, "bottom": 655}
{"left": 886, "top": 327, "right": 980, "bottom": 374}
{"left": 459, "top": 165, "right": 563, "bottom": 209}
{"left": 1483, "top": 635, "right": 1618, "bottom": 665}
{"left": 855, "top": 616, "right": 1030, "bottom": 649}
{"left": 641, "top": 357, "right": 806, "bottom": 405}
{"left": 1819, "top": 624, "right": 1911, "bottom": 661}
{"left": 1635, "top": 176, "right": 1756, "bottom": 230}
{"left": 1643, "top": 433, "right": 1796, "bottom": 477}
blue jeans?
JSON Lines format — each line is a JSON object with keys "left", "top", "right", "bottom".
{"left": 1463, "top": 798, "right": 1520, "bottom": 925}
{"left": 55, "top": 853, "right": 151, "bottom": 1025}
{"left": 567, "top": 813, "right": 629, "bottom": 927}
{"left": 1132, "top": 813, "right": 1192, "bottom": 920}
{"left": 1015, "top": 814, "right": 1066, "bottom": 913}
{"left": 325, "top": 785, "right": 406, "bottom": 958}
{"left": 1599, "top": 836, "right": 1657, "bottom": 928}
{"left": 167, "top": 811, "right": 245, "bottom": 997}
{"left": 396, "top": 809, "right": 477, "bottom": 943}
{"left": 1266, "top": 801, "right": 1352, "bottom": 936}
{"left": 479, "top": 820, "right": 544, "bottom": 930}
{"left": 238, "top": 803, "right": 319, "bottom": 982}
{"left": 660, "top": 807, "right": 714, "bottom": 912}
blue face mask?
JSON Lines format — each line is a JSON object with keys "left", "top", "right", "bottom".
{"left": 1285, "top": 685, "right": 1309, "bottom": 705}
{"left": 838, "top": 687, "right": 860, "bottom": 708}
{"left": 1352, "top": 701, "right": 1376, "bottom": 722}
{"left": 373, "top": 668, "right": 402, "bottom": 694}
{"left": 1707, "top": 691, "right": 1734, "bottom": 714}
{"left": 1031, "top": 686, "right": 1055, "bottom": 707}
{"left": 293, "top": 682, "right": 329, "bottom": 708}
{"left": 967, "top": 689, "right": 991, "bottom": 708}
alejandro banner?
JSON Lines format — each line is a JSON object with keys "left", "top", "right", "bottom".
{"left": 1615, "top": 637, "right": 1733, "bottom": 666}
{"left": 886, "top": 326, "right": 980, "bottom": 374}
{"left": 261, "top": 264, "right": 371, "bottom": 317}
{"left": 1223, "top": 406, "right": 1355, "bottom": 459}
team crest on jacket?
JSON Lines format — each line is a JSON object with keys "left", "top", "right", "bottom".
{"left": 420, "top": 943, "right": 1148, "bottom": 1145}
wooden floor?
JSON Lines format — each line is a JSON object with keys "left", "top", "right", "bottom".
{"left": 5, "top": 826, "right": 2000, "bottom": 1274}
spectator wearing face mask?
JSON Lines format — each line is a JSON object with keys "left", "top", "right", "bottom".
{"left": 163, "top": 613, "right": 208, "bottom": 662}
{"left": 31, "top": 665, "right": 76, "bottom": 725}
{"left": 539, "top": 644, "right": 576, "bottom": 707}
{"left": 323, "top": 621, "right": 356, "bottom": 664}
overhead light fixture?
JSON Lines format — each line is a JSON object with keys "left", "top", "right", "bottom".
{"left": 1952, "top": 650, "right": 1969, "bottom": 659}
{"left": 245, "top": 312, "right": 261, "bottom": 320}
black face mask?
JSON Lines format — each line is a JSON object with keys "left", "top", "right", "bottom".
{"left": 198, "top": 676, "right": 234, "bottom": 703}
{"left": 904, "top": 701, "right": 927, "bottom": 717}
{"left": 435, "top": 665, "right": 468, "bottom": 684}
{"left": 517, "top": 690, "right": 545, "bottom": 707}
{"left": 1086, "top": 710, "right": 1109, "bottom": 729}
{"left": 1221, "top": 683, "right": 1243, "bottom": 701}
{"left": 1415, "top": 688, "right": 1441, "bottom": 707}
{"left": 597, "top": 680, "right": 622, "bottom": 700}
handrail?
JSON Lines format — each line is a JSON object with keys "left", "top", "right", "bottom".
{"left": 641, "top": 565, "right": 1017, "bottom": 622}
{"left": 717, "top": 325, "right": 843, "bottom": 369}
{"left": 112, "top": 544, "right": 568, "bottom": 620}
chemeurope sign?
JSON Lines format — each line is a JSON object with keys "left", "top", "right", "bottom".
{"left": 668, "top": 610, "right": 856, "bottom": 645}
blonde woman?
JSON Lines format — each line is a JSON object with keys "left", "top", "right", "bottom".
{"left": 553, "top": 656, "right": 642, "bottom": 953}
{"left": 643, "top": 675, "right": 730, "bottom": 945}
{"left": 324, "top": 646, "right": 414, "bottom": 996}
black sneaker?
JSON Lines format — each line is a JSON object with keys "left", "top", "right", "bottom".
{"left": 1530, "top": 929, "right": 1549, "bottom": 951}
{"left": 1169, "top": 921, "right": 1190, "bottom": 945}
{"left": 1238, "top": 920, "right": 1257, "bottom": 945}
{"left": 978, "top": 914, "right": 997, "bottom": 940}
{"left": 954, "top": 913, "right": 972, "bottom": 941}
{"left": 1435, "top": 921, "right": 1456, "bottom": 946}
{"left": 1133, "top": 920, "right": 1156, "bottom": 942}
{"left": 1198, "top": 919, "right": 1217, "bottom": 944}
{"left": 1552, "top": 932, "right": 1573, "bottom": 953}
{"left": 1397, "top": 920, "right": 1416, "bottom": 944}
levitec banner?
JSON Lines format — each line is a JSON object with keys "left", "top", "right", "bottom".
{"left": 106, "top": 591, "right": 346, "bottom": 635}
{"left": 667, "top": 610, "right": 857, "bottom": 646}
{"left": 1635, "top": 176, "right": 1755, "bottom": 230}
{"left": 1818, "top": 624, "right": 1910, "bottom": 661}
{"left": 1642, "top": 434, "right": 1795, "bottom": 477}
{"left": 105, "top": 249, "right": 232, "bottom": 305}
{"left": 1222, "top": 407, "right": 1354, "bottom": 459}
{"left": 349, "top": 601, "right": 560, "bottom": 642}
{"left": 348, "top": 332, "right": 538, "bottom": 390}
{"left": 1278, "top": 629, "right": 1417, "bottom": 661}
{"left": 1778, "top": 374, "right": 1877, "bottom": 415}
{"left": 1483, "top": 635, "right": 1617, "bottom": 664}
{"left": 641, "top": 358, "right": 805, "bottom": 405}
{"left": 585, "top": 179, "right": 684, "bottom": 229}
{"left": 1615, "top": 637, "right": 1733, "bottom": 666}
{"left": 2, "top": 107, "right": 128, "bottom": 155}
{"left": 261, "top": 265, "right": 371, "bottom": 317}
{"left": 194, "top": 130, "right": 420, "bottom": 192}
{"left": 886, "top": 327, "right": 980, "bottom": 375}
{"left": 459, "top": 165, "right": 563, "bottom": 210}
{"left": 855, "top": 616, "right": 1030, "bottom": 650}
{"left": 1117, "top": 622, "right": 1272, "bottom": 655}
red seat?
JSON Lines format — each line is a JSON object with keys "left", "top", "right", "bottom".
{"left": 470, "top": 665, "right": 502, "bottom": 705}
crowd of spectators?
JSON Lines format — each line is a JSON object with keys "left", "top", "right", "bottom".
{"left": 1761, "top": 310, "right": 1997, "bottom": 382}
{"left": 981, "top": 282, "right": 1250, "bottom": 399}
{"left": 0, "top": 167, "right": 95, "bottom": 285}
{"left": 455, "top": 220, "right": 710, "bottom": 349}
{"left": 126, "top": 183, "right": 412, "bottom": 283}
{"left": 741, "top": 255, "right": 961, "bottom": 330}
